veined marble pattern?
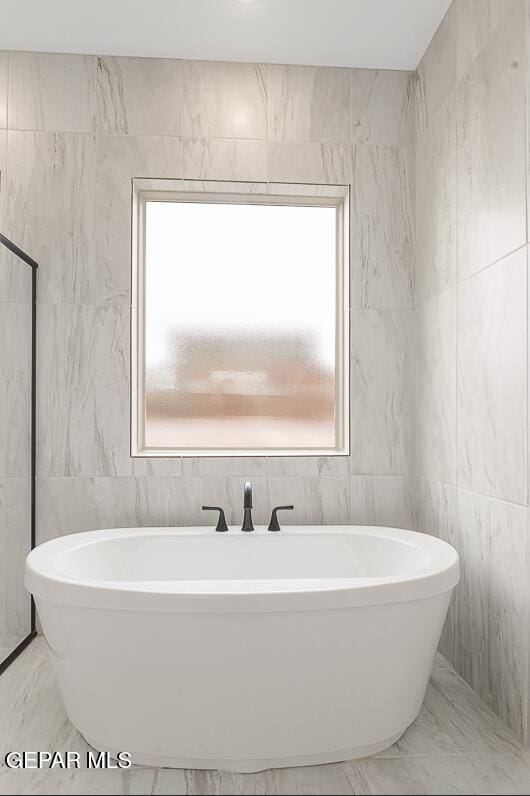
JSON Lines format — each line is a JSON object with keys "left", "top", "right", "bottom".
{"left": 8, "top": 52, "right": 96, "bottom": 133}
{"left": 351, "top": 145, "right": 414, "bottom": 309}
{"left": 456, "top": 0, "right": 526, "bottom": 280}
{"left": 414, "top": 478, "right": 458, "bottom": 662}
{"left": 455, "top": 488, "right": 527, "bottom": 739}
{"left": 414, "top": 478, "right": 458, "bottom": 547}
{"left": 457, "top": 248, "right": 527, "bottom": 505}
{"left": 267, "top": 141, "right": 353, "bottom": 184}
{"left": 183, "top": 138, "right": 266, "bottom": 181}
{"left": 264, "top": 475, "right": 351, "bottom": 526}
{"left": 94, "top": 476, "right": 185, "bottom": 530}
{"left": 350, "top": 69, "right": 414, "bottom": 146}
{"left": 0, "top": 477, "right": 31, "bottom": 649}
{"left": 93, "top": 134, "right": 182, "bottom": 305}
{"left": 350, "top": 476, "right": 415, "bottom": 530}
{"left": 93, "top": 475, "right": 221, "bottom": 529}
{"left": 415, "top": 289, "right": 457, "bottom": 485}
{"left": 415, "top": 94, "right": 457, "bottom": 303}
{"left": 0, "top": 302, "right": 32, "bottom": 477}
{"left": 456, "top": 0, "right": 513, "bottom": 81}
{"left": 2, "top": 41, "right": 530, "bottom": 767}
{"left": 0, "top": 130, "right": 31, "bottom": 305}
{"left": 414, "top": 0, "right": 530, "bottom": 752}
{"left": 0, "top": 639, "right": 528, "bottom": 794}
{"left": 36, "top": 478, "right": 97, "bottom": 545}
{"left": 183, "top": 61, "right": 267, "bottom": 140}
{"left": 268, "top": 64, "right": 350, "bottom": 143}
{"left": 0, "top": 130, "right": 6, "bottom": 284}
{"left": 37, "top": 305, "right": 96, "bottom": 478}
{"left": 181, "top": 455, "right": 351, "bottom": 477}
{"left": 4, "top": 131, "right": 96, "bottom": 304}
{"left": 0, "top": 246, "right": 32, "bottom": 315}
{"left": 415, "top": 3, "right": 457, "bottom": 136}
{"left": 35, "top": 475, "right": 352, "bottom": 535}
{"left": 0, "top": 127, "right": 5, "bottom": 171}
{"left": 350, "top": 310, "right": 414, "bottom": 475}
{"left": 91, "top": 475, "right": 352, "bottom": 529}
{"left": 96, "top": 56, "right": 182, "bottom": 136}
{"left": 94, "top": 306, "right": 138, "bottom": 477}
{"left": 0, "top": 52, "right": 7, "bottom": 129}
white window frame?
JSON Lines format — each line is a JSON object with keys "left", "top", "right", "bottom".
{"left": 131, "top": 179, "right": 350, "bottom": 458}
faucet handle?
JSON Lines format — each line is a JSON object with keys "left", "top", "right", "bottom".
{"left": 202, "top": 506, "right": 229, "bottom": 533}
{"left": 268, "top": 505, "right": 294, "bottom": 532}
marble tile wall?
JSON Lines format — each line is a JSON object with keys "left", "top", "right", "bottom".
{"left": 2, "top": 0, "right": 530, "bottom": 751}
{"left": 0, "top": 151, "right": 33, "bottom": 650}
{"left": 0, "top": 477, "right": 31, "bottom": 648}
{"left": 0, "top": 50, "right": 416, "bottom": 549}
{"left": 414, "top": 0, "right": 530, "bottom": 741}
{"left": 1, "top": 0, "right": 529, "bottom": 756}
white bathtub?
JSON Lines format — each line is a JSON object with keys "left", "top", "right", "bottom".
{"left": 25, "top": 526, "right": 459, "bottom": 772}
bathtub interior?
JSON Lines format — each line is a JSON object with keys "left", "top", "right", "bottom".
{"left": 55, "top": 530, "right": 432, "bottom": 584}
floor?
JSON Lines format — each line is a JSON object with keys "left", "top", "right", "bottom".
{"left": 1, "top": 640, "right": 530, "bottom": 795}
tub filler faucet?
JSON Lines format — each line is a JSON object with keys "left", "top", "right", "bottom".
{"left": 242, "top": 481, "right": 254, "bottom": 532}
{"left": 202, "top": 482, "right": 295, "bottom": 532}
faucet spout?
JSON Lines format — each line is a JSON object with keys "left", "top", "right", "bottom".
{"left": 242, "top": 481, "right": 254, "bottom": 532}
{"left": 244, "top": 481, "right": 252, "bottom": 509}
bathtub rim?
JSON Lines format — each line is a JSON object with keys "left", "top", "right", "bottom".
{"left": 26, "top": 525, "right": 459, "bottom": 613}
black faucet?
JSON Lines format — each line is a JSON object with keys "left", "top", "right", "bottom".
{"left": 241, "top": 481, "right": 254, "bottom": 532}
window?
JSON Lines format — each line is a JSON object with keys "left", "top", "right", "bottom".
{"left": 132, "top": 180, "right": 349, "bottom": 457}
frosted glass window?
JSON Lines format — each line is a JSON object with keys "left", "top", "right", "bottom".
{"left": 132, "top": 182, "right": 349, "bottom": 457}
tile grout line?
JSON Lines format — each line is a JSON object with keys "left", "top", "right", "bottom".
{"left": 416, "top": 474, "right": 529, "bottom": 512}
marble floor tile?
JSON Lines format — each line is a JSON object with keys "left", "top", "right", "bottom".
{"left": 494, "top": 752, "right": 530, "bottom": 793}
{"left": 0, "top": 638, "right": 526, "bottom": 795}
{"left": 429, "top": 655, "right": 523, "bottom": 755}
{"left": 349, "top": 754, "right": 526, "bottom": 795}
{"left": 373, "top": 682, "right": 474, "bottom": 758}
{"left": 0, "top": 768, "right": 157, "bottom": 796}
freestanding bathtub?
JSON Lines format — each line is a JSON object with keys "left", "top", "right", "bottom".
{"left": 25, "top": 525, "right": 459, "bottom": 772}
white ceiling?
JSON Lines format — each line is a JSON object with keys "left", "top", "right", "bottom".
{"left": 0, "top": 0, "right": 451, "bottom": 71}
